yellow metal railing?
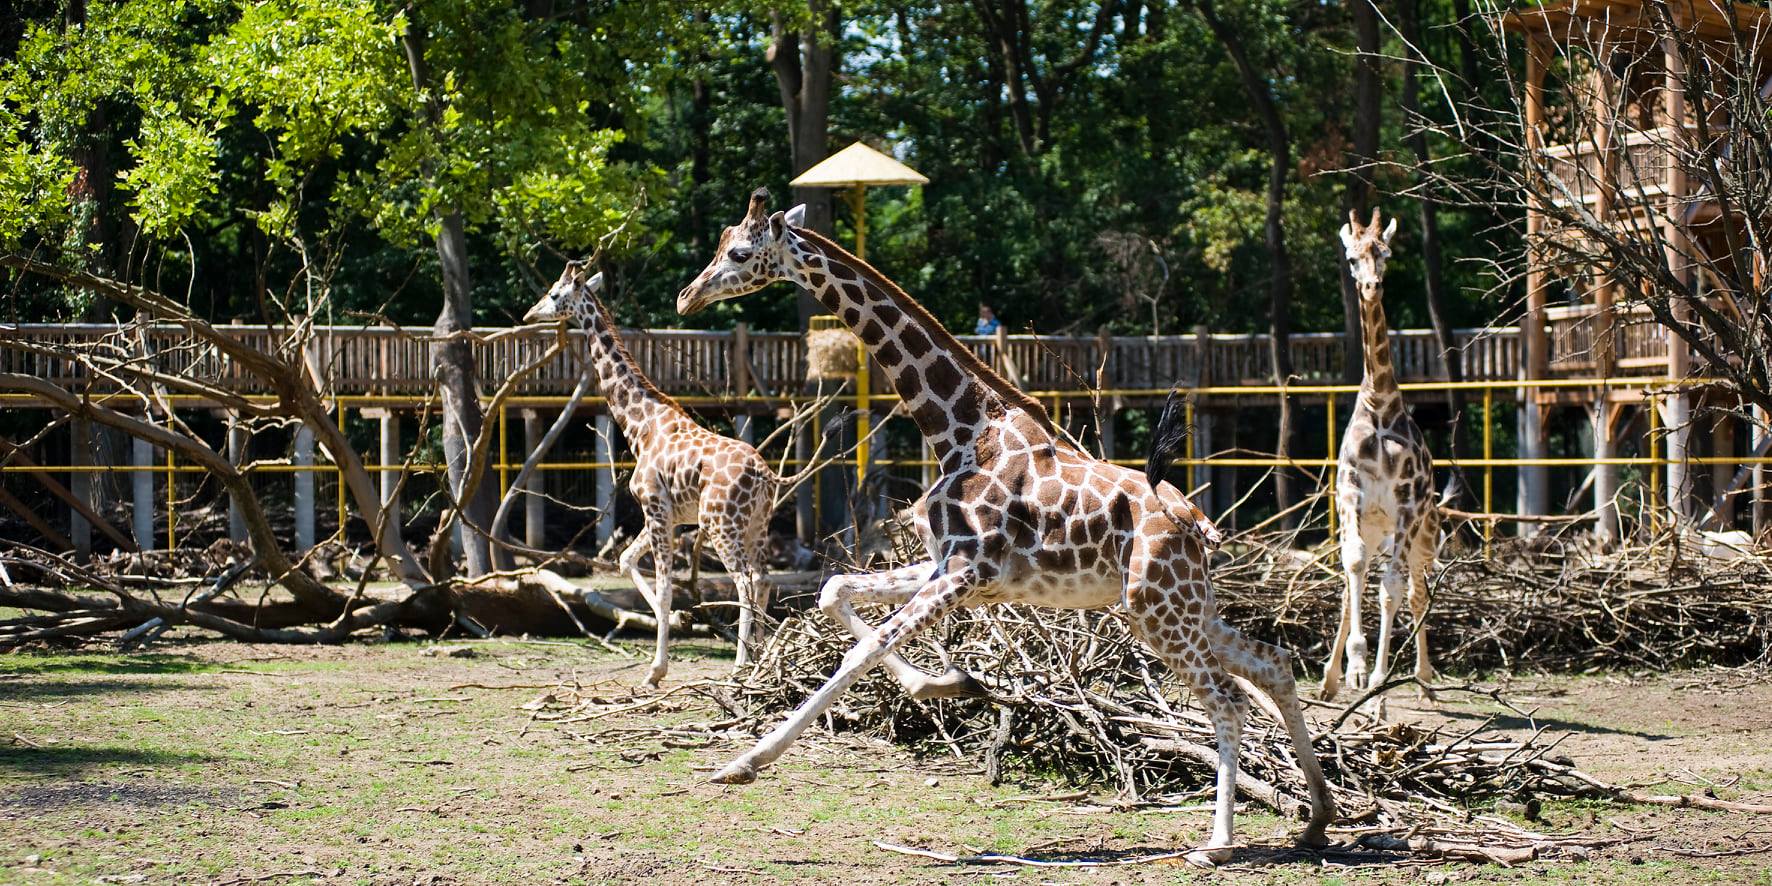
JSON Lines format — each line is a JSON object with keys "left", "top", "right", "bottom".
{"left": 2, "top": 375, "right": 1747, "bottom": 548}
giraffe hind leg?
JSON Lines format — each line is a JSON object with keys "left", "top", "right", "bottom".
{"left": 1207, "top": 618, "right": 1336, "bottom": 847}
{"left": 818, "top": 562, "right": 986, "bottom": 700}
{"left": 713, "top": 564, "right": 980, "bottom": 783}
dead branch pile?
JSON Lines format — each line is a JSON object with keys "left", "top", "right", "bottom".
{"left": 1210, "top": 533, "right": 1772, "bottom": 672}
{"left": 728, "top": 606, "right": 1612, "bottom": 813}
{"left": 711, "top": 533, "right": 1772, "bottom": 859}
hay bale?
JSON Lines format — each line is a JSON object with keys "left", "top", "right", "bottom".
{"left": 805, "top": 328, "right": 860, "bottom": 380}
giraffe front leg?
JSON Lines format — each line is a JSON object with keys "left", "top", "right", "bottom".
{"left": 1368, "top": 555, "right": 1408, "bottom": 719}
{"left": 818, "top": 563, "right": 987, "bottom": 700}
{"left": 713, "top": 565, "right": 979, "bottom": 784}
{"left": 1408, "top": 541, "right": 1437, "bottom": 699}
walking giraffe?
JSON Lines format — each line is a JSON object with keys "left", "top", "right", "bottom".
{"left": 1320, "top": 209, "right": 1440, "bottom": 709}
{"left": 524, "top": 261, "right": 779, "bottom": 686}
{"left": 677, "top": 189, "right": 1334, "bottom": 866}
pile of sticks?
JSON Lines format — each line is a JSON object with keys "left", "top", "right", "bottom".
{"left": 715, "top": 532, "right": 1772, "bottom": 857}
{"left": 1209, "top": 531, "right": 1772, "bottom": 671}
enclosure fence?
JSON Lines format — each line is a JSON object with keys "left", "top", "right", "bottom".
{"left": 3, "top": 371, "right": 1756, "bottom": 555}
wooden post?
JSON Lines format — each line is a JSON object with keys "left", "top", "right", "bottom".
{"left": 1520, "top": 35, "right": 1553, "bottom": 531}
{"left": 1662, "top": 33, "right": 1695, "bottom": 525}
{"left": 227, "top": 414, "right": 248, "bottom": 543}
{"left": 522, "top": 409, "right": 546, "bottom": 549}
{"left": 69, "top": 417, "right": 91, "bottom": 560}
{"left": 131, "top": 435, "right": 153, "bottom": 550}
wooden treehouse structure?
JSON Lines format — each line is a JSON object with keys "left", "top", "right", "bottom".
{"left": 1505, "top": 0, "right": 1772, "bottom": 533}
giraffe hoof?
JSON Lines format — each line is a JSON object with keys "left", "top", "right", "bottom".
{"left": 909, "top": 668, "right": 990, "bottom": 701}
{"left": 1184, "top": 846, "right": 1233, "bottom": 868}
{"left": 710, "top": 760, "right": 758, "bottom": 785}
{"left": 1297, "top": 824, "right": 1332, "bottom": 849}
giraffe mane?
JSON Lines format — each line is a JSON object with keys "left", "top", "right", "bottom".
{"left": 583, "top": 283, "right": 688, "bottom": 416}
{"left": 793, "top": 228, "right": 1055, "bottom": 435}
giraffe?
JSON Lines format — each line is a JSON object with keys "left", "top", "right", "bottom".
{"left": 524, "top": 261, "right": 779, "bottom": 687}
{"left": 676, "top": 189, "right": 1334, "bottom": 866}
{"left": 1320, "top": 209, "right": 1441, "bottom": 710}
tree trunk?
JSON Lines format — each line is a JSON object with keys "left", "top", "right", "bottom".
{"left": 1198, "top": 0, "right": 1298, "bottom": 527}
{"left": 402, "top": 19, "right": 497, "bottom": 577}
{"left": 769, "top": 1, "right": 839, "bottom": 330}
{"left": 1341, "top": 0, "right": 1383, "bottom": 385}
{"left": 1400, "top": 0, "right": 1470, "bottom": 505}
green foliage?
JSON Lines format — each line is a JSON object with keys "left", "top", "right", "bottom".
{"left": 0, "top": 0, "right": 1514, "bottom": 335}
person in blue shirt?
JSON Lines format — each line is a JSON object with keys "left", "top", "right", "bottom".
{"left": 974, "top": 303, "right": 1001, "bottom": 335}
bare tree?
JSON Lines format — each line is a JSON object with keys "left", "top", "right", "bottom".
{"left": 1095, "top": 231, "right": 1169, "bottom": 335}
{"left": 1414, "top": 0, "right": 1772, "bottom": 524}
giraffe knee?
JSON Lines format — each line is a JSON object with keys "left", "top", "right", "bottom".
{"left": 817, "top": 576, "right": 852, "bottom": 618}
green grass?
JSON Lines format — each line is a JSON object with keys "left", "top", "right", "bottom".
{"left": 1, "top": 642, "right": 1769, "bottom": 885}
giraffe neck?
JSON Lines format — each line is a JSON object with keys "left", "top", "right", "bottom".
{"left": 782, "top": 229, "right": 1056, "bottom": 465}
{"left": 1356, "top": 280, "right": 1399, "bottom": 406}
{"left": 578, "top": 292, "right": 689, "bottom": 453}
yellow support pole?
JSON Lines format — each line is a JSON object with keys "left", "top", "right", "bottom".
{"left": 1649, "top": 390, "right": 1661, "bottom": 536}
{"left": 1325, "top": 394, "right": 1338, "bottom": 537}
{"left": 1483, "top": 387, "right": 1494, "bottom": 550}
{"left": 498, "top": 405, "right": 511, "bottom": 500}
{"left": 166, "top": 449, "right": 176, "bottom": 550}
{"left": 849, "top": 185, "right": 871, "bottom": 494}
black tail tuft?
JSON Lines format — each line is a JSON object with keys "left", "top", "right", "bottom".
{"left": 1145, "top": 388, "right": 1190, "bottom": 492}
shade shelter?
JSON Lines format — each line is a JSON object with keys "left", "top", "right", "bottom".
{"left": 790, "top": 141, "right": 928, "bottom": 490}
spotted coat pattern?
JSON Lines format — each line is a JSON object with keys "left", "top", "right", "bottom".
{"left": 526, "top": 263, "right": 778, "bottom": 687}
{"left": 1322, "top": 209, "right": 1441, "bottom": 709}
{"left": 674, "top": 189, "right": 1335, "bottom": 865}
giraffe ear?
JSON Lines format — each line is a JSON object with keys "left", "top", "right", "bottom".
{"left": 784, "top": 203, "right": 807, "bottom": 229}
{"left": 586, "top": 271, "right": 604, "bottom": 293}
{"left": 1381, "top": 216, "right": 1398, "bottom": 244}
{"left": 1338, "top": 224, "right": 1358, "bottom": 250}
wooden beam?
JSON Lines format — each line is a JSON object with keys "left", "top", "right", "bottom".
{"left": 0, "top": 437, "right": 135, "bottom": 551}
{"left": 0, "top": 485, "right": 72, "bottom": 552}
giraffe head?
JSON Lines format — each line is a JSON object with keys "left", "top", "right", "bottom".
{"left": 1339, "top": 208, "right": 1398, "bottom": 290}
{"left": 524, "top": 260, "right": 603, "bottom": 326}
{"left": 677, "top": 187, "right": 806, "bottom": 315}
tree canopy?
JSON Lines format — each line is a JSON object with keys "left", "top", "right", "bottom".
{"left": 0, "top": 0, "right": 1517, "bottom": 337}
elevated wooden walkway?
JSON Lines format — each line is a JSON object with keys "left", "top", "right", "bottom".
{"left": 0, "top": 309, "right": 1671, "bottom": 406}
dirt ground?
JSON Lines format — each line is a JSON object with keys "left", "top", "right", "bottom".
{"left": 3, "top": 636, "right": 1771, "bottom": 885}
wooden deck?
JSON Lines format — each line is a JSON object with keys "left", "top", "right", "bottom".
{"left": 0, "top": 310, "right": 1668, "bottom": 406}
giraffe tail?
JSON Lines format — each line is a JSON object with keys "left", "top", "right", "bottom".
{"left": 1145, "top": 388, "right": 1225, "bottom": 550}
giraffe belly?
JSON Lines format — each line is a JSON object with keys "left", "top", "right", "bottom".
{"left": 984, "top": 567, "right": 1123, "bottom": 610}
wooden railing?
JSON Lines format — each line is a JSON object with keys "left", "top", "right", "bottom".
{"left": 0, "top": 319, "right": 1661, "bottom": 401}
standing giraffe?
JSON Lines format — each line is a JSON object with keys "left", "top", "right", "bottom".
{"left": 677, "top": 190, "right": 1333, "bottom": 866}
{"left": 524, "top": 261, "right": 779, "bottom": 686}
{"left": 1320, "top": 209, "right": 1440, "bottom": 708}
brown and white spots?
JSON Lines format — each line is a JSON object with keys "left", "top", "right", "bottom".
{"left": 1324, "top": 208, "right": 1441, "bottom": 713}
{"left": 680, "top": 189, "right": 1336, "bottom": 865}
{"left": 526, "top": 262, "right": 780, "bottom": 688}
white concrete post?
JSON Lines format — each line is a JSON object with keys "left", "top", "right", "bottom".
{"left": 1593, "top": 398, "right": 1619, "bottom": 544}
{"left": 132, "top": 435, "right": 153, "bottom": 550}
{"left": 734, "top": 414, "right": 755, "bottom": 445}
{"left": 227, "top": 416, "right": 248, "bottom": 543}
{"left": 523, "top": 409, "right": 546, "bottom": 549}
{"left": 374, "top": 410, "right": 401, "bottom": 530}
{"left": 594, "top": 414, "right": 615, "bottom": 544}
{"left": 294, "top": 426, "right": 315, "bottom": 551}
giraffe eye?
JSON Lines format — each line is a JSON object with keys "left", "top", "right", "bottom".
{"left": 728, "top": 246, "right": 754, "bottom": 263}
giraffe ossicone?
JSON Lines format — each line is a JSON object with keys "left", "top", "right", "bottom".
{"left": 1322, "top": 207, "right": 1441, "bottom": 715}
{"left": 525, "top": 260, "right": 780, "bottom": 687}
{"left": 678, "top": 187, "right": 1336, "bottom": 866}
